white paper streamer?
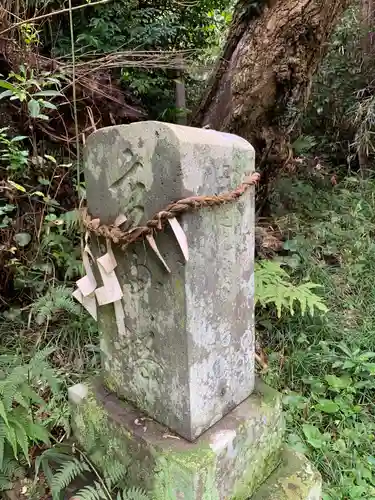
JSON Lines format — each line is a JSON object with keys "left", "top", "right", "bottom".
{"left": 146, "top": 234, "right": 171, "bottom": 273}
{"left": 168, "top": 217, "right": 189, "bottom": 262}
{"left": 76, "top": 245, "right": 97, "bottom": 296}
{"left": 95, "top": 240, "right": 123, "bottom": 305}
{"left": 73, "top": 288, "right": 97, "bottom": 320}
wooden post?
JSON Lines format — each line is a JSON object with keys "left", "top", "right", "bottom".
{"left": 175, "top": 54, "right": 187, "bottom": 125}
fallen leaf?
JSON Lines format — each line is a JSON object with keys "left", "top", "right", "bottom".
{"left": 163, "top": 433, "right": 181, "bottom": 440}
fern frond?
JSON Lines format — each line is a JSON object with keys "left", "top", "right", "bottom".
{"left": 118, "top": 486, "right": 150, "bottom": 500}
{"left": 1, "top": 450, "right": 26, "bottom": 480}
{"left": 27, "top": 348, "right": 61, "bottom": 395}
{"left": 255, "top": 260, "right": 328, "bottom": 317}
{"left": 102, "top": 457, "right": 126, "bottom": 489}
{"left": 35, "top": 446, "right": 74, "bottom": 485}
{"left": 24, "top": 420, "right": 50, "bottom": 445}
{"left": 0, "top": 473, "right": 13, "bottom": 491}
{"left": 75, "top": 483, "right": 107, "bottom": 500}
{"left": 28, "top": 346, "right": 55, "bottom": 368}
{"left": 4, "top": 424, "right": 17, "bottom": 458}
{"left": 0, "top": 354, "right": 20, "bottom": 368}
{"left": 292, "top": 135, "right": 317, "bottom": 155}
{"left": 13, "top": 391, "right": 30, "bottom": 409}
{"left": 32, "top": 285, "right": 81, "bottom": 325}
{"left": 1, "top": 365, "right": 29, "bottom": 411}
{"left": 19, "top": 382, "right": 44, "bottom": 406}
{"left": 10, "top": 418, "right": 30, "bottom": 464}
{"left": 51, "top": 458, "right": 89, "bottom": 498}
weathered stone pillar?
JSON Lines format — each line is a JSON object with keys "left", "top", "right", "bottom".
{"left": 84, "top": 122, "right": 255, "bottom": 441}
{"left": 69, "top": 122, "right": 322, "bottom": 499}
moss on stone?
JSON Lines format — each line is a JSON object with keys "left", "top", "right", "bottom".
{"left": 70, "top": 381, "right": 320, "bottom": 499}
{"left": 71, "top": 385, "right": 134, "bottom": 474}
{"left": 252, "top": 448, "right": 322, "bottom": 500}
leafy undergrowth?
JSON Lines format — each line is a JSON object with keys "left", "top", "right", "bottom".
{"left": 260, "top": 173, "right": 375, "bottom": 499}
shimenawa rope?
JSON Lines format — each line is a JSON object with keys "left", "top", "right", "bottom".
{"left": 82, "top": 171, "right": 260, "bottom": 248}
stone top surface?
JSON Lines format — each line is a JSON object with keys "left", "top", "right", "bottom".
{"left": 84, "top": 121, "right": 255, "bottom": 225}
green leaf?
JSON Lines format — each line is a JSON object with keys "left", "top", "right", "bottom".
{"left": 5, "top": 425, "right": 18, "bottom": 458}
{"left": 28, "top": 99, "right": 40, "bottom": 118}
{"left": 0, "top": 90, "right": 13, "bottom": 100}
{"left": 0, "top": 437, "right": 4, "bottom": 470}
{"left": 316, "top": 399, "right": 339, "bottom": 414}
{"left": 342, "top": 360, "right": 355, "bottom": 369}
{"left": 325, "top": 374, "right": 351, "bottom": 391}
{"left": 13, "top": 422, "right": 30, "bottom": 464}
{"left": 8, "top": 180, "right": 26, "bottom": 192}
{"left": 44, "top": 154, "right": 56, "bottom": 163}
{"left": 10, "top": 135, "right": 27, "bottom": 142}
{"left": 302, "top": 424, "right": 325, "bottom": 449}
{"left": 41, "top": 101, "right": 57, "bottom": 110}
{"left": 25, "top": 421, "right": 50, "bottom": 445}
{"left": 32, "top": 90, "right": 62, "bottom": 97}
{"left": 0, "top": 402, "right": 9, "bottom": 427}
{"left": 287, "top": 433, "right": 308, "bottom": 454}
{"left": 46, "top": 78, "right": 61, "bottom": 85}
{"left": 38, "top": 176, "right": 50, "bottom": 186}
{"left": 14, "top": 232, "right": 31, "bottom": 247}
{"left": 0, "top": 81, "right": 18, "bottom": 92}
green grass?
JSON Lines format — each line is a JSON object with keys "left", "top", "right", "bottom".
{"left": 260, "top": 174, "right": 375, "bottom": 499}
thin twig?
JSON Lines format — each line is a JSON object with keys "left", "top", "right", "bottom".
{"left": 0, "top": 0, "right": 111, "bottom": 36}
{"left": 68, "top": 0, "right": 85, "bottom": 248}
{"left": 255, "top": 353, "right": 268, "bottom": 371}
{"left": 68, "top": 0, "right": 79, "bottom": 162}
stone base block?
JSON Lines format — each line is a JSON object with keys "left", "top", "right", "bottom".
{"left": 252, "top": 448, "right": 322, "bottom": 500}
{"left": 69, "top": 379, "right": 284, "bottom": 499}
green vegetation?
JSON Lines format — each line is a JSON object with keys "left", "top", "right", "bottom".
{"left": 1, "top": 0, "right": 375, "bottom": 498}
{"left": 34, "top": 445, "right": 149, "bottom": 500}
{"left": 260, "top": 174, "right": 375, "bottom": 499}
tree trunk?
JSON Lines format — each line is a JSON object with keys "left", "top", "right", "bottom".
{"left": 192, "top": 0, "right": 351, "bottom": 174}
{"left": 358, "top": 0, "right": 375, "bottom": 176}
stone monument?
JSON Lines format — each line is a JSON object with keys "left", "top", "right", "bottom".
{"left": 69, "top": 121, "right": 322, "bottom": 499}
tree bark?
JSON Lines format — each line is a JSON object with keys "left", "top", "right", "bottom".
{"left": 358, "top": 0, "right": 375, "bottom": 176}
{"left": 192, "top": 0, "right": 351, "bottom": 172}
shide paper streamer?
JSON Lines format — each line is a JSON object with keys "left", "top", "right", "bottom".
{"left": 72, "top": 214, "right": 190, "bottom": 337}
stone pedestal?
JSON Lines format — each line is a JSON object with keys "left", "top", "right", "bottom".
{"left": 69, "top": 380, "right": 284, "bottom": 499}
{"left": 69, "top": 380, "right": 321, "bottom": 500}
{"left": 252, "top": 449, "right": 322, "bottom": 500}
